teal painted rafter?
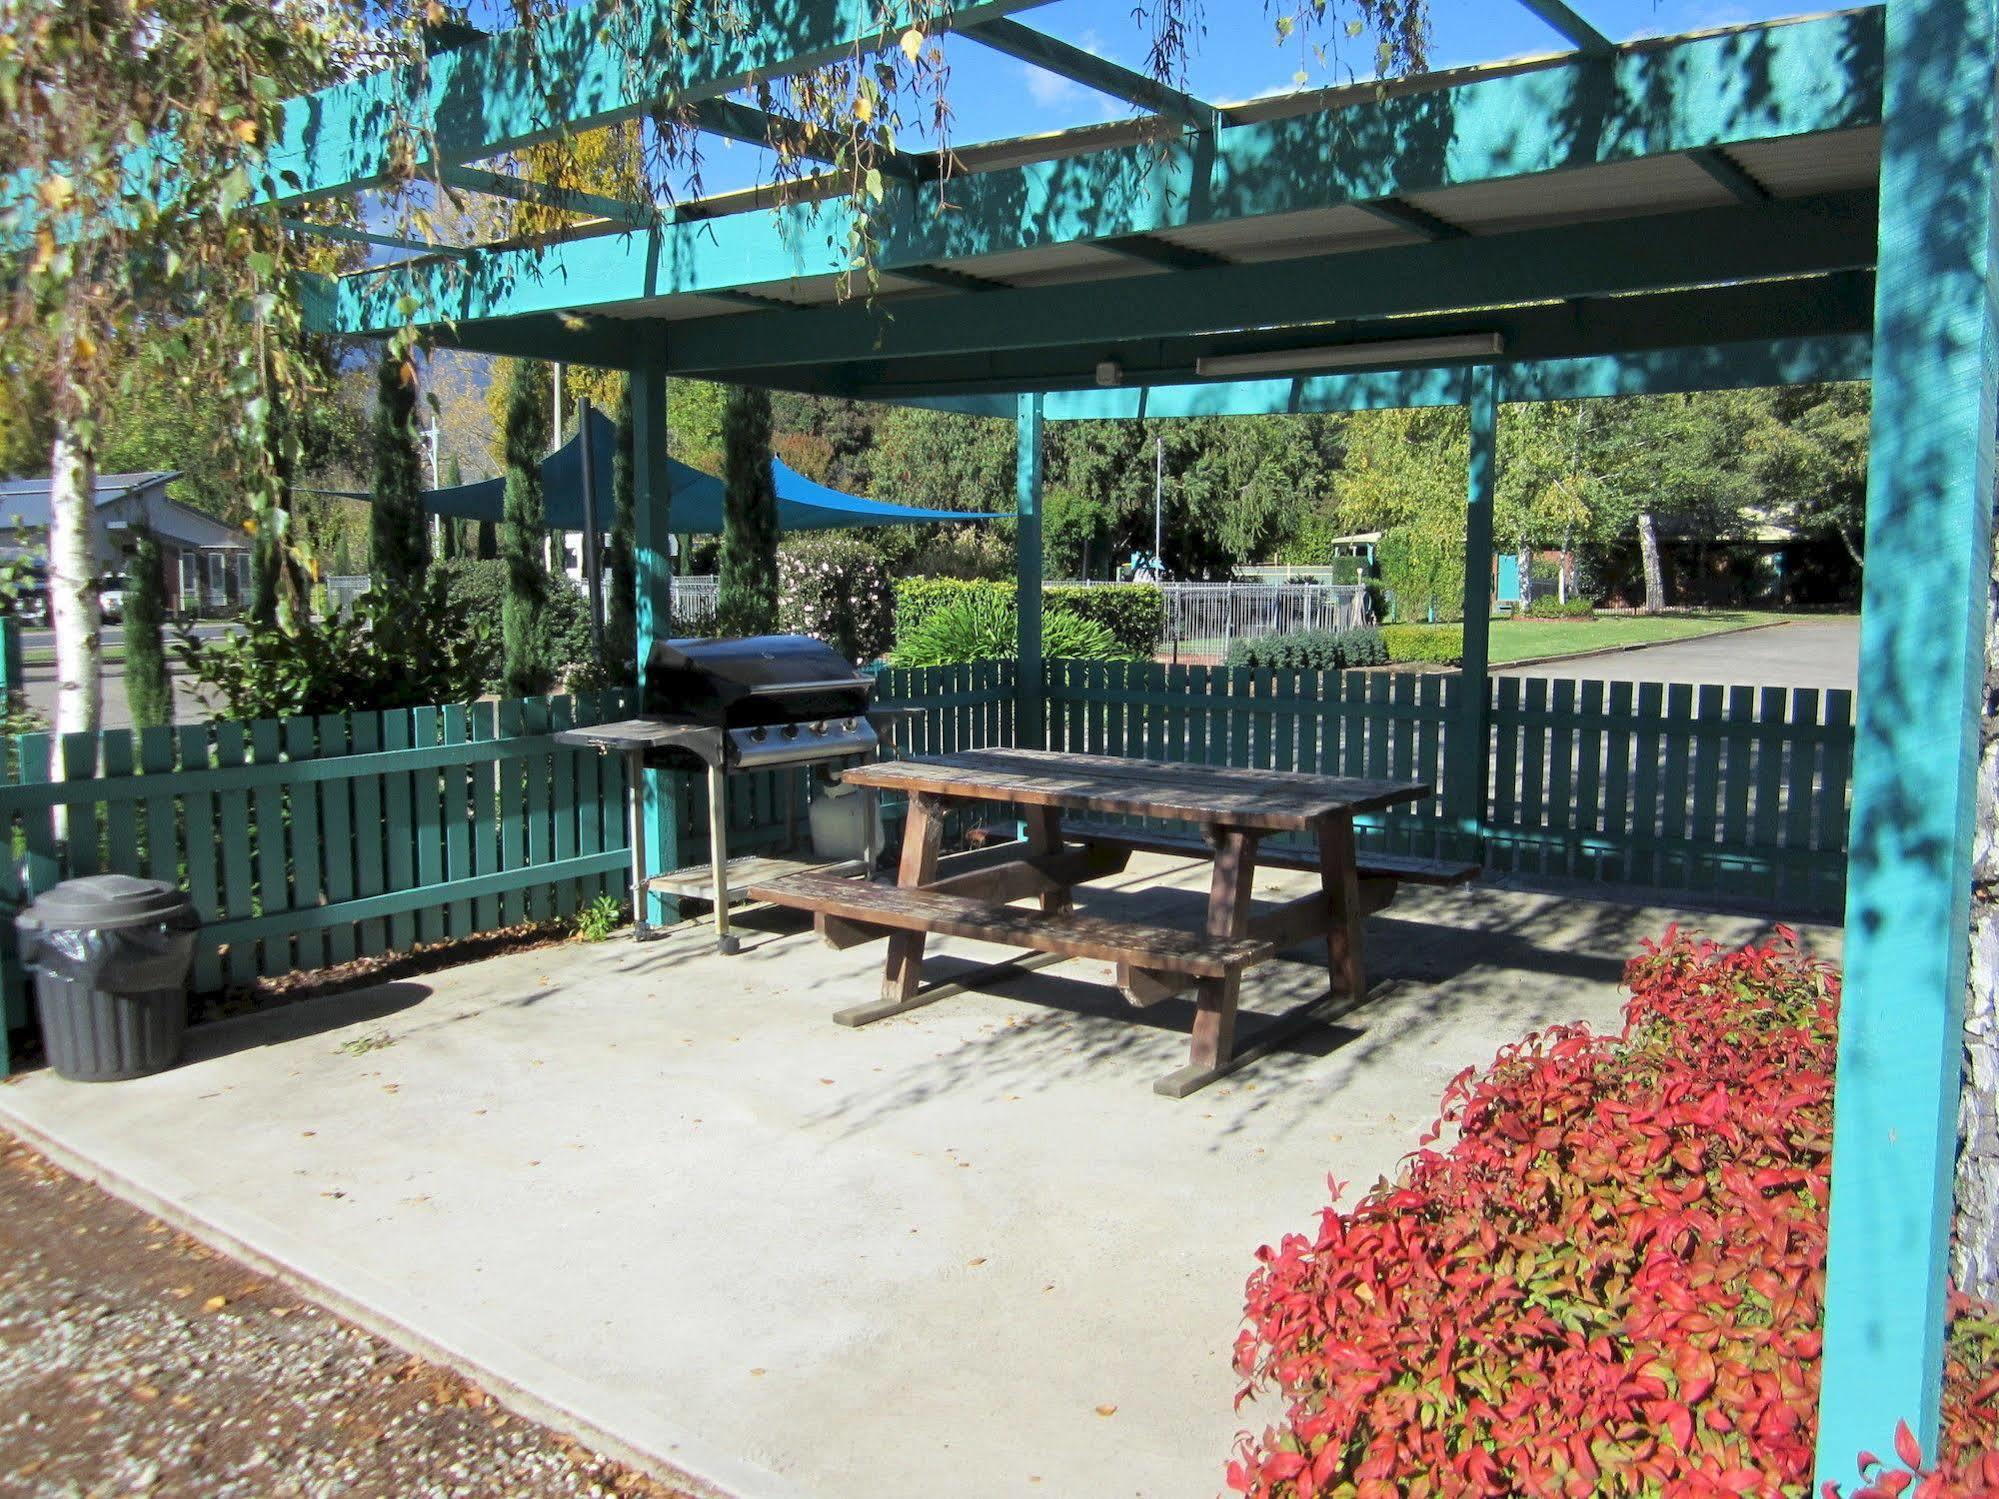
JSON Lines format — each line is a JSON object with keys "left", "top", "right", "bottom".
{"left": 1095, "top": 234, "right": 1232, "bottom": 269}
{"left": 1515, "top": 0, "right": 1616, "bottom": 56}
{"left": 649, "top": 193, "right": 1877, "bottom": 375}
{"left": 1355, "top": 198, "right": 1467, "bottom": 241}
{"left": 437, "top": 165, "right": 653, "bottom": 227}
{"left": 281, "top": 218, "right": 470, "bottom": 258}
{"left": 965, "top": 17, "right": 1216, "bottom": 125}
{"left": 678, "top": 98, "right": 926, "bottom": 181}
{"left": 261, "top": 0, "right": 1055, "bottom": 206}
{"left": 1686, "top": 147, "right": 1771, "bottom": 203}
{"left": 891, "top": 263, "right": 1010, "bottom": 293}
{"left": 316, "top": 10, "right": 1886, "bottom": 336}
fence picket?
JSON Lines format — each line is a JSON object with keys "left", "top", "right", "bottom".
{"left": 471, "top": 701, "right": 501, "bottom": 932}
{"left": 174, "top": 726, "right": 222, "bottom": 992}
{"left": 382, "top": 710, "right": 417, "bottom": 951}
{"left": 249, "top": 721, "right": 288, "bottom": 977}
{"left": 412, "top": 708, "right": 446, "bottom": 944}
{"left": 286, "top": 716, "right": 328, "bottom": 973}
{"left": 318, "top": 713, "right": 358, "bottom": 966}
{"left": 350, "top": 711, "right": 388, "bottom": 957}
{"left": 213, "top": 723, "right": 256, "bottom": 985}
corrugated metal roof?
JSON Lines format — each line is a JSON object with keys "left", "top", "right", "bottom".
{"left": 0, "top": 472, "right": 180, "bottom": 506}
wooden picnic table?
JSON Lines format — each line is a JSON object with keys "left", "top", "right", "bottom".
{"left": 751, "top": 748, "right": 1472, "bottom": 1098}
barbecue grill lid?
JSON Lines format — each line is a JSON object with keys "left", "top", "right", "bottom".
{"left": 650, "top": 635, "right": 872, "bottom": 694}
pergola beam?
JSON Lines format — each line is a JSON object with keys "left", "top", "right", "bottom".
{"left": 281, "top": 218, "right": 471, "bottom": 258}
{"left": 964, "top": 18, "right": 1217, "bottom": 126}
{"left": 1514, "top": 0, "right": 1616, "bottom": 56}
{"left": 680, "top": 98, "right": 927, "bottom": 180}
{"left": 317, "top": 10, "right": 1885, "bottom": 337}
{"left": 437, "top": 165, "right": 654, "bottom": 227}
{"left": 650, "top": 193, "right": 1877, "bottom": 375}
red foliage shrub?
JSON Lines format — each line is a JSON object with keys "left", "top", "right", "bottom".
{"left": 1227, "top": 929, "right": 1999, "bottom": 1498}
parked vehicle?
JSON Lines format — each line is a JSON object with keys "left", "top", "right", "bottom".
{"left": 97, "top": 574, "right": 128, "bottom": 623}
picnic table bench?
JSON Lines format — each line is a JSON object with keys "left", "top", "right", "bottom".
{"left": 751, "top": 748, "right": 1476, "bottom": 1097}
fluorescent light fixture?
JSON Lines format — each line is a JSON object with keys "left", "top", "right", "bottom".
{"left": 1195, "top": 332, "right": 1505, "bottom": 378}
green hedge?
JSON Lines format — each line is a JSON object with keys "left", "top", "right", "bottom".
{"left": 1522, "top": 596, "right": 1597, "bottom": 619}
{"left": 1223, "top": 628, "right": 1388, "bottom": 672}
{"left": 893, "top": 579, "right": 1164, "bottom": 658}
{"left": 1377, "top": 526, "right": 1465, "bottom": 623}
{"left": 1380, "top": 624, "right": 1464, "bottom": 667}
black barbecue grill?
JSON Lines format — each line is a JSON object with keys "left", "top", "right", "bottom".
{"left": 554, "top": 635, "right": 906, "bottom": 951}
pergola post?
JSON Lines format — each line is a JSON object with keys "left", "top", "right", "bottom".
{"left": 1448, "top": 365, "right": 1497, "bottom": 855}
{"left": 630, "top": 363, "right": 683, "bottom": 920}
{"left": 1015, "top": 392, "right": 1046, "bottom": 750}
{"left": 1817, "top": 0, "right": 1999, "bottom": 1474}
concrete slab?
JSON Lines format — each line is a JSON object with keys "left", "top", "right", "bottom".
{"left": 1498, "top": 618, "right": 1859, "bottom": 690}
{"left": 0, "top": 856, "right": 1841, "bottom": 1499}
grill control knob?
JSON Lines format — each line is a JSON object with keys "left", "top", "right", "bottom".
{"left": 748, "top": 726, "right": 767, "bottom": 742}
{"left": 781, "top": 723, "right": 800, "bottom": 740}
{"left": 809, "top": 721, "right": 827, "bottom": 736}
{"left": 842, "top": 718, "right": 858, "bottom": 732}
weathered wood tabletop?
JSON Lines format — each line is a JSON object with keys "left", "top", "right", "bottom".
{"left": 838, "top": 747, "right": 1427, "bottom": 832}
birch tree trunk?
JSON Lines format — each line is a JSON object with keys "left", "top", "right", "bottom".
{"left": 1954, "top": 496, "right": 1999, "bottom": 1298}
{"left": 48, "top": 414, "right": 102, "bottom": 737}
{"left": 1637, "top": 512, "right": 1666, "bottom": 615}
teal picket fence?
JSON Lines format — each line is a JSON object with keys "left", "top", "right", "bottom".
{"left": 1044, "top": 660, "right": 1856, "bottom": 915}
{"left": 0, "top": 664, "right": 1015, "bottom": 1068}
{"left": 0, "top": 656, "right": 1846, "bottom": 1069}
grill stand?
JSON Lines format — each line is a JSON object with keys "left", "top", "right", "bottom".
{"left": 706, "top": 762, "right": 738, "bottom": 954}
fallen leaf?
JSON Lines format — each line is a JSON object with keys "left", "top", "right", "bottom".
{"left": 130, "top": 1384, "right": 159, "bottom": 1403}
{"left": 966, "top": 1257, "right": 986, "bottom": 1267}
{"left": 202, "top": 1295, "right": 227, "bottom": 1312}
{"left": 1095, "top": 1404, "right": 1118, "bottom": 1418}
{"left": 750, "top": 1368, "right": 766, "bottom": 1378}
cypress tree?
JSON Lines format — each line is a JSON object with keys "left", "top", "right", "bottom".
{"left": 606, "top": 374, "right": 638, "bottom": 665}
{"left": 501, "top": 359, "right": 551, "bottom": 696}
{"left": 716, "top": 384, "right": 778, "bottom": 638}
{"left": 437, "top": 456, "right": 462, "bottom": 560}
{"left": 370, "top": 350, "right": 430, "bottom": 596}
{"left": 123, "top": 526, "right": 172, "bottom": 729}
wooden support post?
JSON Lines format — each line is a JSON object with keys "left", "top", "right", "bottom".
{"left": 1319, "top": 813, "right": 1368, "bottom": 1000}
{"left": 1015, "top": 392, "right": 1046, "bottom": 750}
{"left": 1155, "top": 826, "right": 1259, "bottom": 1097}
{"left": 880, "top": 792, "right": 944, "bottom": 1006}
{"left": 630, "top": 363, "right": 681, "bottom": 923}
{"left": 1020, "top": 805, "right": 1068, "bottom": 914}
{"left": 1816, "top": 0, "right": 1999, "bottom": 1476}
{"left": 1449, "top": 364, "right": 1497, "bottom": 856}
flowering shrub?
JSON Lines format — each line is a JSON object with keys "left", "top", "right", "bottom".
{"left": 777, "top": 536, "right": 895, "bottom": 664}
{"left": 1228, "top": 930, "right": 1999, "bottom": 1498}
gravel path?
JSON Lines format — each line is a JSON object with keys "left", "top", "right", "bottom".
{"left": 0, "top": 1132, "right": 689, "bottom": 1499}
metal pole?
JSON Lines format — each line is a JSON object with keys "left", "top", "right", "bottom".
{"left": 578, "top": 397, "right": 604, "bottom": 654}
{"left": 1153, "top": 435, "right": 1164, "bottom": 574}
{"left": 707, "top": 761, "right": 737, "bottom": 955}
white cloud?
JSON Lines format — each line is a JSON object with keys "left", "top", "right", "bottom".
{"left": 1021, "top": 61, "right": 1084, "bottom": 107}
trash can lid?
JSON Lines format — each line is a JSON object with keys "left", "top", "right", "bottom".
{"left": 21, "top": 874, "right": 195, "bottom": 931}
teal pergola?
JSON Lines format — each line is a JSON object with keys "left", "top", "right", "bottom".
{"left": 268, "top": 0, "right": 1992, "bottom": 1476}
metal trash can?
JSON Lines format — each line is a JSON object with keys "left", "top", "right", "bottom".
{"left": 16, "top": 875, "right": 201, "bottom": 1082}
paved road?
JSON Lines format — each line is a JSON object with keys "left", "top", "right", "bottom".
{"left": 1497, "top": 619, "right": 1859, "bottom": 693}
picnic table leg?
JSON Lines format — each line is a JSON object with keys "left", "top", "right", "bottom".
{"left": 1021, "top": 805, "right": 1071, "bottom": 915}
{"left": 881, "top": 793, "right": 943, "bottom": 1006}
{"left": 1319, "top": 812, "right": 1368, "bottom": 999}
{"left": 1156, "top": 826, "right": 1259, "bottom": 1098}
